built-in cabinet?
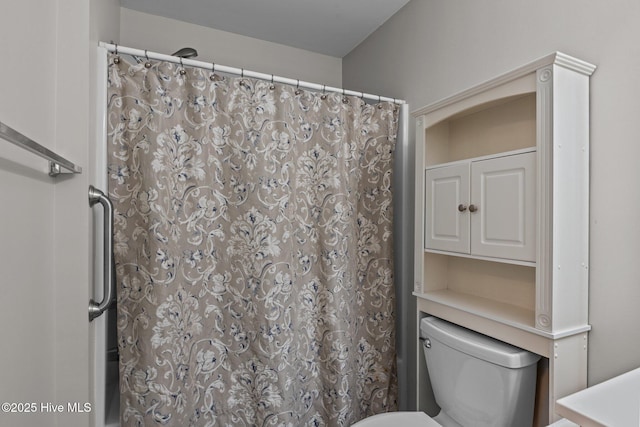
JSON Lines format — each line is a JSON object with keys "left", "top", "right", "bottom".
{"left": 425, "top": 149, "right": 536, "bottom": 263}
{"left": 412, "top": 53, "right": 595, "bottom": 425}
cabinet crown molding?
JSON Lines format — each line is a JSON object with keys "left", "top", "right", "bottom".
{"left": 412, "top": 52, "right": 596, "bottom": 118}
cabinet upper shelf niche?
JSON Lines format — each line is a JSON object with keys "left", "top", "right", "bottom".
{"left": 424, "top": 93, "right": 536, "bottom": 166}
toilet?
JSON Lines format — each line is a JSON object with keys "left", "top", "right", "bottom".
{"left": 354, "top": 316, "right": 540, "bottom": 427}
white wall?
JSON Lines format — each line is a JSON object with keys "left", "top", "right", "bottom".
{"left": 0, "top": 2, "right": 57, "bottom": 425}
{"left": 120, "top": 8, "right": 342, "bottom": 87}
{"left": 0, "top": 1, "right": 119, "bottom": 426}
{"left": 343, "top": 0, "right": 640, "bottom": 397}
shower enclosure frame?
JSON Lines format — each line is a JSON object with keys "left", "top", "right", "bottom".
{"left": 91, "top": 45, "right": 118, "bottom": 427}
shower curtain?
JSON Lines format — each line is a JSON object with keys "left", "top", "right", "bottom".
{"left": 107, "top": 54, "right": 399, "bottom": 427}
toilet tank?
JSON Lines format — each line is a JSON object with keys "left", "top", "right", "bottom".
{"left": 421, "top": 317, "right": 540, "bottom": 427}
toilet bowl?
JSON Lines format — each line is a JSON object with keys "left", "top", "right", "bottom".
{"left": 351, "top": 410, "right": 460, "bottom": 427}
{"left": 351, "top": 411, "right": 440, "bottom": 427}
{"left": 353, "top": 412, "right": 576, "bottom": 427}
{"left": 354, "top": 317, "right": 540, "bottom": 427}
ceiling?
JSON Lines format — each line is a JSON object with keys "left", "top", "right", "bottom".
{"left": 120, "top": 0, "right": 410, "bottom": 57}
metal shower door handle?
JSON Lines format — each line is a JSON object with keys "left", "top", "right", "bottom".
{"left": 88, "top": 185, "right": 115, "bottom": 321}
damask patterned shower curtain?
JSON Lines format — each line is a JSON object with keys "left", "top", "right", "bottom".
{"left": 107, "top": 54, "right": 399, "bottom": 427}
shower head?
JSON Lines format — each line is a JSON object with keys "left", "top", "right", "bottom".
{"left": 171, "top": 47, "right": 198, "bottom": 59}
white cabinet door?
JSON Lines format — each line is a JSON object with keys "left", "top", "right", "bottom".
{"left": 470, "top": 152, "right": 536, "bottom": 262}
{"left": 424, "top": 163, "right": 470, "bottom": 254}
{"left": 424, "top": 151, "right": 536, "bottom": 263}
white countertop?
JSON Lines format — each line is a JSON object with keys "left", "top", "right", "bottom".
{"left": 556, "top": 367, "right": 640, "bottom": 426}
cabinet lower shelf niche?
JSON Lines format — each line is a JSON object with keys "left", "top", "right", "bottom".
{"left": 415, "top": 289, "right": 535, "bottom": 330}
{"left": 414, "top": 290, "right": 591, "bottom": 359}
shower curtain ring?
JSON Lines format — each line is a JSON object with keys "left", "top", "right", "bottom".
{"left": 179, "top": 58, "right": 186, "bottom": 75}
{"left": 144, "top": 50, "right": 151, "bottom": 68}
{"left": 295, "top": 79, "right": 302, "bottom": 95}
{"left": 113, "top": 44, "right": 120, "bottom": 64}
{"left": 241, "top": 68, "right": 244, "bottom": 78}
{"left": 342, "top": 88, "right": 348, "bottom": 104}
{"left": 269, "top": 75, "right": 275, "bottom": 90}
{"left": 321, "top": 85, "right": 327, "bottom": 100}
{"left": 210, "top": 62, "right": 216, "bottom": 81}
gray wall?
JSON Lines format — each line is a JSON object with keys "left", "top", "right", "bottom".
{"left": 343, "top": 0, "right": 640, "bottom": 407}
{"left": 120, "top": 8, "right": 343, "bottom": 87}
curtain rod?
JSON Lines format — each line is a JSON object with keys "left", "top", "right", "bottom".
{"left": 100, "top": 42, "right": 405, "bottom": 105}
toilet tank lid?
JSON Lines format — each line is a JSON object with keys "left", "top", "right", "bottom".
{"left": 420, "top": 317, "right": 540, "bottom": 369}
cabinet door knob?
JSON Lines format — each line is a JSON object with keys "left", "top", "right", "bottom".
{"left": 458, "top": 204, "right": 468, "bottom": 212}
{"left": 469, "top": 204, "right": 478, "bottom": 213}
